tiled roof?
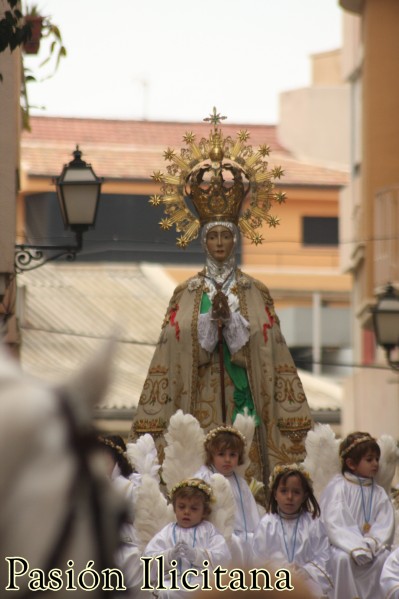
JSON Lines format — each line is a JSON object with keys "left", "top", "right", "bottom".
{"left": 296, "top": 369, "right": 342, "bottom": 412}
{"left": 23, "top": 116, "right": 286, "bottom": 150}
{"left": 18, "top": 262, "right": 341, "bottom": 414}
{"left": 21, "top": 116, "right": 349, "bottom": 187}
{"left": 19, "top": 262, "right": 175, "bottom": 411}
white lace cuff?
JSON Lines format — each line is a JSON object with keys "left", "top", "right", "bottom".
{"left": 198, "top": 312, "right": 219, "bottom": 352}
{"left": 198, "top": 311, "right": 250, "bottom": 355}
{"left": 223, "top": 312, "right": 250, "bottom": 355}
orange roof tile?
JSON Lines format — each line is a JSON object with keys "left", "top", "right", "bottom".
{"left": 23, "top": 116, "right": 285, "bottom": 150}
{"left": 21, "top": 116, "right": 349, "bottom": 187}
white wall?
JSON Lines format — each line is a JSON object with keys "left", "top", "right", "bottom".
{"left": 0, "top": 2, "right": 21, "bottom": 347}
{"left": 0, "top": 11, "right": 20, "bottom": 276}
{"left": 278, "top": 305, "right": 351, "bottom": 347}
{"left": 342, "top": 367, "right": 399, "bottom": 438}
{"left": 278, "top": 86, "right": 350, "bottom": 169}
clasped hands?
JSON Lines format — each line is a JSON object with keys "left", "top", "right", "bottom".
{"left": 352, "top": 548, "right": 373, "bottom": 566}
{"left": 352, "top": 537, "right": 385, "bottom": 566}
{"left": 211, "top": 289, "right": 230, "bottom": 323}
{"left": 167, "top": 542, "right": 205, "bottom": 566}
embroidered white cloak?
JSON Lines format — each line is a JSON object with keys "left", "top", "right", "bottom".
{"left": 143, "top": 520, "right": 231, "bottom": 598}
{"left": 380, "top": 546, "right": 399, "bottom": 599}
{"left": 111, "top": 467, "right": 143, "bottom": 589}
{"left": 194, "top": 463, "right": 260, "bottom": 565}
{"left": 252, "top": 511, "right": 333, "bottom": 597}
{"left": 320, "top": 473, "right": 394, "bottom": 599}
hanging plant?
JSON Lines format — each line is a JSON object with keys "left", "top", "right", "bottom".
{"left": 0, "top": 1, "right": 67, "bottom": 81}
{"left": 22, "top": 4, "right": 67, "bottom": 76}
{"left": 0, "top": 1, "right": 67, "bottom": 130}
{"left": 21, "top": 4, "right": 67, "bottom": 130}
{"left": 23, "top": 8, "right": 43, "bottom": 54}
{"left": 0, "top": 0, "right": 31, "bottom": 80}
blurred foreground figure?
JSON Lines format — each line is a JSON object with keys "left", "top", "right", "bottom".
{"left": 191, "top": 566, "right": 317, "bottom": 599}
{"left": 0, "top": 344, "right": 128, "bottom": 598}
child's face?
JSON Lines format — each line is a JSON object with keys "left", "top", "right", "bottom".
{"left": 274, "top": 474, "right": 306, "bottom": 516}
{"left": 212, "top": 447, "right": 239, "bottom": 476}
{"left": 348, "top": 451, "right": 379, "bottom": 479}
{"left": 174, "top": 496, "right": 205, "bottom": 528}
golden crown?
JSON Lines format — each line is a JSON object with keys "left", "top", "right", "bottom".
{"left": 204, "top": 425, "right": 246, "bottom": 447}
{"left": 340, "top": 434, "right": 375, "bottom": 458}
{"left": 150, "top": 107, "right": 286, "bottom": 248}
{"left": 268, "top": 463, "right": 312, "bottom": 489}
{"left": 169, "top": 478, "right": 215, "bottom": 502}
{"left": 98, "top": 436, "right": 127, "bottom": 459}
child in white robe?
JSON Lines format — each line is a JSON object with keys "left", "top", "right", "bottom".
{"left": 252, "top": 463, "right": 333, "bottom": 598}
{"left": 143, "top": 478, "right": 231, "bottom": 598}
{"left": 193, "top": 425, "right": 260, "bottom": 564}
{"left": 320, "top": 431, "right": 394, "bottom": 599}
{"left": 380, "top": 545, "right": 399, "bottom": 599}
{"left": 98, "top": 435, "right": 142, "bottom": 590}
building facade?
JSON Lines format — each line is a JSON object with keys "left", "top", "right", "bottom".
{"left": 0, "top": 0, "right": 21, "bottom": 355}
{"left": 339, "top": 0, "right": 399, "bottom": 436}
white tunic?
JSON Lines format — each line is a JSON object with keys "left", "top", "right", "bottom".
{"left": 252, "top": 511, "right": 333, "bottom": 597}
{"left": 320, "top": 472, "right": 394, "bottom": 599}
{"left": 111, "top": 467, "right": 142, "bottom": 589}
{"left": 380, "top": 546, "right": 399, "bottom": 599}
{"left": 144, "top": 520, "right": 231, "bottom": 598}
{"left": 194, "top": 464, "right": 260, "bottom": 564}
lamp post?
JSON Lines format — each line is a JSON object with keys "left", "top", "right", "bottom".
{"left": 372, "top": 283, "right": 399, "bottom": 371}
{"left": 15, "top": 147, "right": 103, "bottom": 272}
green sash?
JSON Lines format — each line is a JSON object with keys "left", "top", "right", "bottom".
{"left": 200, "top": 293, "right": 259, "bottom": 425}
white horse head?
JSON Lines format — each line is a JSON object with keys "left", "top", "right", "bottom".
{"left": 0, "top": 342, "right": 128, "bottom": 597}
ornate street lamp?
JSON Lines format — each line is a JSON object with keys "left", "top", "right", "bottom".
{"left": 15, "top": 147, "right": 103, "bottom": 272}
{"left": 372, "top": 283, "right": 399, "bottom": 371}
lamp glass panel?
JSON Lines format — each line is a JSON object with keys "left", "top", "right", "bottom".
{"left": 63, "top": 167, "right": 97, "bottom": 182}
{"left": 56, "top": 188, "right": 68, "bottom": 225}
{"left": 375, "top": 297, "right": 399, "bottom": 346}
{"left": 63, "top": 185, "right": 99, "bottom": 225}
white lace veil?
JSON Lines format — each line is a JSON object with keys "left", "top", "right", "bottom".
{"left": 200, "top": 221, "right": 238, "bottom": 284}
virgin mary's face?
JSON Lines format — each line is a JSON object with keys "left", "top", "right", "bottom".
{"left": 205, "top": 225, "right": 234, "bottom": 263}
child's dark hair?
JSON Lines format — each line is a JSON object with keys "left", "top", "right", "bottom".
{"left": 339, "top": 431, "right": 380, "bottom": 474}
{"left": 204, "top": 427, "right": 245, "bottom": 467}
{"left": 98, "top": 434, "right": 133, "bottom": 478}
{"left": 268, "top": 464, "right": 320, "bottom": 519}
{"left": 170, "top": 478, "right": 213, "bottom": 518}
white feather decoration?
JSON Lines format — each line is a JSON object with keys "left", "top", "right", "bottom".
{"left": 303, "top": 423, "right": 340, "bottom": 499}
{"left": 232, "top": 411, "right": 256, "bottom": 478}
{"left": 133, "top": 473, "right": 174, "bottom": 552}
{"left": 376, "top": 434, "right": 399, "bottom": 494}
{"left": 162, "top": 410, "right": 205, "bottom": 492}
{"left": 303, "top": 427, "right": 399, "bottom": 498}
{"left": 126, "top": 433, "right": 160, "bottom": 481}
{"left": 208, "top": 473, "right": 235, "bottom": 541}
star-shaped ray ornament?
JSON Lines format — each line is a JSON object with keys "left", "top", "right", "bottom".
{"left": 148, "top": 108, "right": 286, "bottom": 247}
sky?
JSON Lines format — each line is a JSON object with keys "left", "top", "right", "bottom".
{"left": 24, "top": 0, "right": 344, "bottom": 125}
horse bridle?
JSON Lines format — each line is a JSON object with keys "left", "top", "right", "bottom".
{"left": 19, "top": 392, "right": 127, "bottom": 598}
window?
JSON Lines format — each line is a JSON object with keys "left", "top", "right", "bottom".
{"left": 302, "top": 216, "right": 338, "bottom": 246}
